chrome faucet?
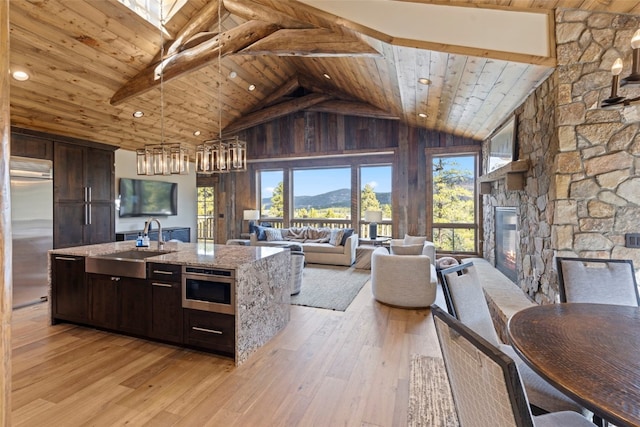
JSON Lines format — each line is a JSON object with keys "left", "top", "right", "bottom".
{"left": 143, "top": 218, "right": 164, "bottom": 250}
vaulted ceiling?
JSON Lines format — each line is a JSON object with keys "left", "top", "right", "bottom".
{"left": 8, "top": 0, "right": 640, "bottom": 153}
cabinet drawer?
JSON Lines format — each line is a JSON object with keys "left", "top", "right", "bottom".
{"left": 184, "top": 310, "right": 235, "bottom": 355}
{"left": 147, "top": 263, "right": 181, "bottom": 282}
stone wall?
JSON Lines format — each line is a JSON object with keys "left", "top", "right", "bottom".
{"left": 482, "top": 76, "right": 558, "bottom": 304}
{"left": 483, "top": 8, "right": 640, "bottom": 303}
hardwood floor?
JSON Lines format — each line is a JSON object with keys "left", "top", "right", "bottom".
{"left": 11, "top": 281, "right": 446, "bottom": 426}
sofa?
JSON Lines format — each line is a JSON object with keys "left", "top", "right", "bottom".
{"left": 249, "top": 225, "right": 358, "bottom": 267}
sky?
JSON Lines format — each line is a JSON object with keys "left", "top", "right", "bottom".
{"left": 261, "top": 166, "right": 393, "bottom": 199}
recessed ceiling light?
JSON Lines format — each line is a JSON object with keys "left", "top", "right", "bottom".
{"left": 323, "top": 73, "right": 331, "bottom": 80}
{"left": 248, "top": 84, "right": 256, "bottom": 91}
{"left": 418, "top": 78, "right": 431, "bottom": 85}
{"left": 418, "top": 113, "right": 427, "bottom": 118}
{"left": 229, "top": 71, "right": 237, "bottom": 79}
{"left": 12, "top": 70, "right": 29, "bottom": 81}
{"left": 193, "top": 130, "right": 201, "bottom": 136}
{"left": 133, "top": 111, "right": 144, "bottom": 118}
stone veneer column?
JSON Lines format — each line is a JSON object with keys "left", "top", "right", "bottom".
{"left": 0, "top": 0, "right": 12, "bottom": 423}
{"left": 554, "top": 10, "right": 640, "bottom": 266}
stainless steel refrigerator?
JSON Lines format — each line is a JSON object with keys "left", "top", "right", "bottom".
{"left": 10, "top": 156, "right": 53, "bottom": 309}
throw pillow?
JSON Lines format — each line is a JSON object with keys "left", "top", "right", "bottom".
{"left": 404, "top": 234, "right": 426, "bottom": 245}
{"left": 329, "top": 228, "right": 345, "bottom": 246}
{"left": 390, "top": 244, "right": 424, "bottom": 256}
{"left": 254, "top": 225, "right": 268, "bottom": 241}
{"left": 265, "top": 227, "right": 284, "bottom": 241}
{"left": 340, "top": 228, "right": 354, "bottom": 246}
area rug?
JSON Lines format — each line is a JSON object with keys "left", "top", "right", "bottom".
{"left": 408, "top": 354, "right": 459, "bottom": 427}
{"left": 290, "top": 264, "right": 370, "bottom": 311}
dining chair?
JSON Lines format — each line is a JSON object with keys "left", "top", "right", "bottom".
{"left": 431, "top": 305, "right": 595, "bottom": 427}
{"left": 439, "top": 262, "right": 584, "bottom": 415}
{"left": 556, "top": 257, "right": 640, "bottom": 306}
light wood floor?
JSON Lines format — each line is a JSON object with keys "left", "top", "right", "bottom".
{"left": 11, "top": 280, "right": 446, "bottom": 426}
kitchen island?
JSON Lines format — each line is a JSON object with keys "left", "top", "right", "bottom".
{"left": 49, "top": 241, "right": 291, "bottom": 365}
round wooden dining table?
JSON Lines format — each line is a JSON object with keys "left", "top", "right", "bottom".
{"left": 508, "top": 303, "right": 640, "bottom": 427}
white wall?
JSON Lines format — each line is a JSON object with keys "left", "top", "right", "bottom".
{"left": 115, "top": 149, "right": 197, "bottom": 242}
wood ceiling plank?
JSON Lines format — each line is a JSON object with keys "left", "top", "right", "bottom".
{"left": 447, "top": 56, "right": 490, "bottom": 135}
{"left": 435, "top": 54, "right": 468, "bottom": 133}
{"left": 425, "top": 51, "right": 449, "bottom": 131}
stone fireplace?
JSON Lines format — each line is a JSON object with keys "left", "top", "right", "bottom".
{"left": 495, "top": 207, "right": 517, "bottom": 283}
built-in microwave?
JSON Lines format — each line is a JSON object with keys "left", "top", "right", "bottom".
{"left": 182, "top": 266, "right": 235, "bottom": 315}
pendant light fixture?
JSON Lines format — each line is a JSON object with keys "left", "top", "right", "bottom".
{"left": 137, "top": 2, "right": 190, "bottom": 175}
{"left": 195, "top": 1, "right": 247, "bottom": 174}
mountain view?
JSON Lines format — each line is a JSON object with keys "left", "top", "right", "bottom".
{"left": 262, "top": 188, "right": 391, "bottom": 210}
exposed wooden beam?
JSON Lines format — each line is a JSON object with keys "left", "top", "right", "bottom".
{"left": 165, "top": 0, "right": 224, "bottom": 57}
{"left": 222, "top": 0, "right": 313, "bottom": 29}
{"left": 224, "top": 93, "right": 331, "bottom": 134}
{"left": 241, "top": 28, "right": 382, "bottom": 57}
{"left": 306, "top": 100, "right": 399, "bottom": 120}
{"left": 110, "top": 20, "right": 279, "bottom": 105}
{"left": 250, "top": 75, "right": 300, "bottom": 112}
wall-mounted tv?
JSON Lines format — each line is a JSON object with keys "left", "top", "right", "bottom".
{"left": 118, "top": 178, "right": 177, "bottom": 217}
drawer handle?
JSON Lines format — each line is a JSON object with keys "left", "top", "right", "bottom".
{"left": 151, "top": 282, "right": 172, "bottom": 288}
{"left": 55, "top": 256, "right": 80, "bottom": 261}
{"left": 192, "top": 326, "right": 223, "bottom": 335}
{"left": 111, "top": 277, "right": 121, "bottom": 281}
{"left": 152, "top": 270, "right": 174, "bottom": 275}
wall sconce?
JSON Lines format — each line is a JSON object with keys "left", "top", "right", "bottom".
{"left": 601, "top": 29, "right": 640, "bottom": 107}
{"left": 243, "top": 209, "right": 260, "bottom": 234}
{"left": 364, "top": 210, "right": 383, "bottom": 239}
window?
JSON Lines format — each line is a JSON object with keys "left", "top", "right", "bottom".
{"left": 292, "top": 168, "right": 351, "bottom": 220}
{"left": 259, "top": 170, "right": 284, "bottom": 219}
{"left": 430, "top": 153, "right": 478, "bottom": 253}
{"left": 196, "top": 185, "right": 214, "bottom": 243}
{"left": 361, "top": 165, "right": 392, "bottom": 237}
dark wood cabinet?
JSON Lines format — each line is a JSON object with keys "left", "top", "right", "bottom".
{"left": 88, "top": 273, "right": 149, "bottom": 335}
{"left": 11, "top": 132, "right": 53, "bottom": 160}
{"left": 88, "top": 273, "right": 119, "bottom": 329}
{"left": 118, "top": 277, "right": 150, "bottom": 336}
{"left": 184, "top": 309, "right": 235, "bottom": 356}
{"left": 54, "top": 142, "right": 115, "bottom": 248}
{"left": 148, "top": 263, "right": 183, "bottom": 343}
{"left": 53, "top": 258, "right": 235, "bottom": 358}
{"left": 51, "top": 254, "right": 87, "bottom": 324}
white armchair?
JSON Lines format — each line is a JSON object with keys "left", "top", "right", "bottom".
{"left": 370, "top": 247, "right": 437, "bottom": 308}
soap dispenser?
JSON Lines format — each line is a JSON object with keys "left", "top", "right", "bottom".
{"left": 142, "top": 233, "right": 150, "bottom": 247}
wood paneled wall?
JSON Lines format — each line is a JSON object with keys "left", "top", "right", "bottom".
{"left": 215, "top": 111, "right": 481, "bottom": 243}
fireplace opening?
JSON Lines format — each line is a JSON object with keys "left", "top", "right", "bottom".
{"left": 495, "top": 207, "right": 517, "bottom": 283}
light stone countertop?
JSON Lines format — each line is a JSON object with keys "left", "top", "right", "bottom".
{"left": 49, "top": 240, "right": 287, "bottom": 269}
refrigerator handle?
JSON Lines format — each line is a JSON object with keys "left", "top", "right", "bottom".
{"left": 88, "top": 186, "right": 92, "bottom": 203}
{"left": 88, "top": 203, "right": 92, "bottom": 225}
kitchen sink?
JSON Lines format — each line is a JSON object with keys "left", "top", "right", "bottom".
{"left": 85, "top": 249, "right": 172, "bottom": 279}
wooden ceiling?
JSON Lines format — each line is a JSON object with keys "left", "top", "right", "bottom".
{"left": 8, "top": 0, "right": 640, "bottom": 153}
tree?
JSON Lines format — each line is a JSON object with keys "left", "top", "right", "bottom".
{"left": 270, "top": 181, "right": 284, "bottom": 217}
{"left": 361, "top": 183, "right": 380, "bottom": 215}
{"left": 432, "top": 158, "right": 475, "bottom": 251}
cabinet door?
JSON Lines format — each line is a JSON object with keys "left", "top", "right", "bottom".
{"left": 51, "top": 255, "right": 87, "bottom": 323}
{"left": 149, "top": 281, "right": 183, "bottom": 343}
{"left": 54, "top": 142, "right": 85, "bottom": 201}
{"left": 11, "top": 133, "right": 53, "bottom": 160}
{"left": 86, "top": 148, "right": 114, "bottom": 202}
{"left": 118, "top": 277, "right": 149, "bottom": 335}
{"left": 85, "top": 202, "right": 114, "bottom": 244}
{"left": 88, "top": 273, "right": 118, "bottom": 329}
{"left": 54, "top": 203, "right": 86, "bottom": 249}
